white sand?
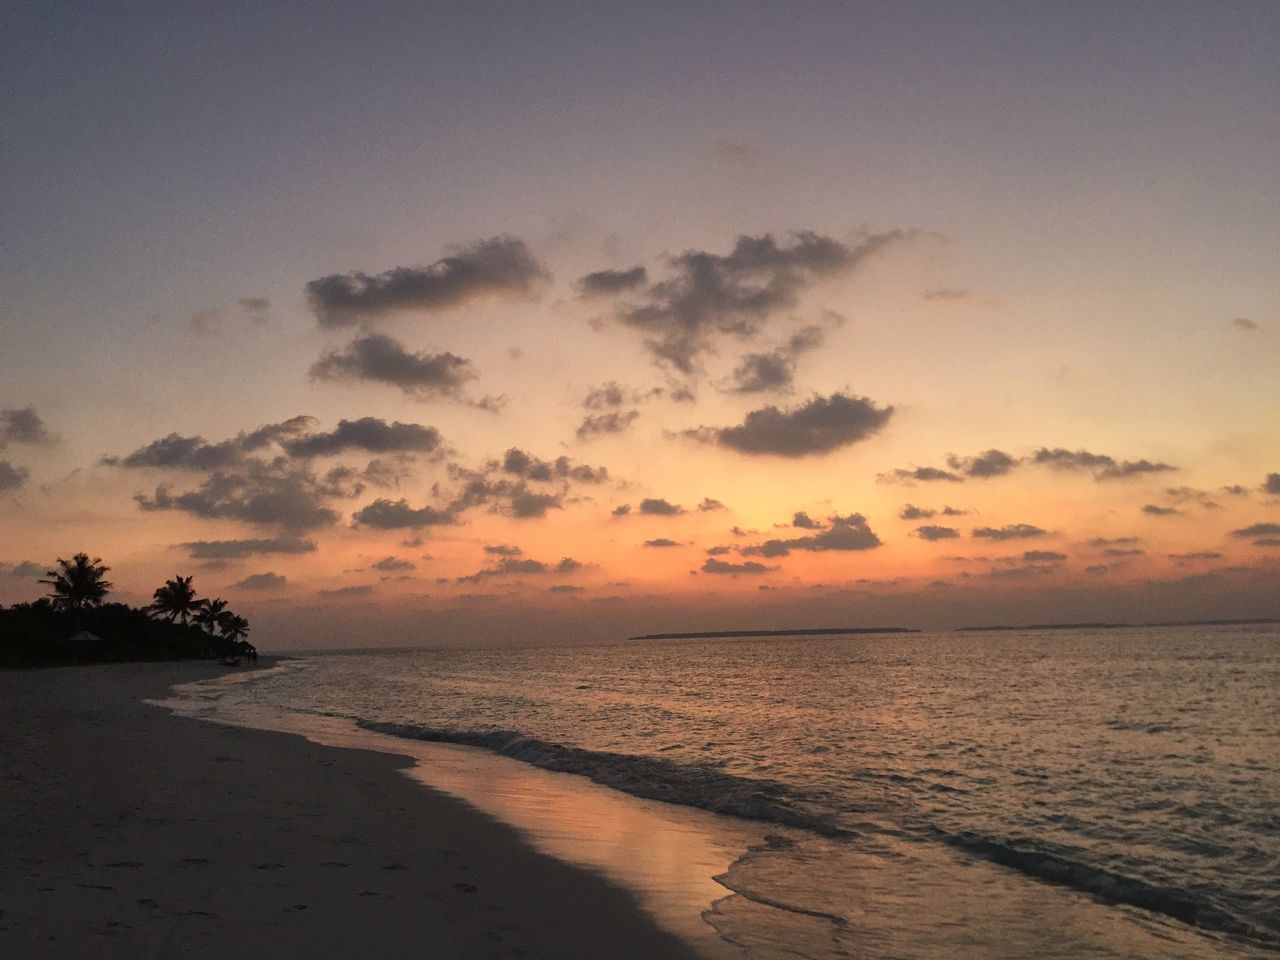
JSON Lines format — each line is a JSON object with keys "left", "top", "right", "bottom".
{"left": 0, "top": 660, "right": 705, "bottom": 959}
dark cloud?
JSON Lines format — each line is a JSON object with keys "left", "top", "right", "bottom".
{"left": 306, "top": 236, "right": 549, "bottom": 327}
{"left": 458, "top": 552, "right": 582, "bottom": 582}
{"left": 372, "top": 556, "right": 415, "bottom": 572}
{"left": 742, "top": 513, "right": 881, "bottom": 557}
{"left": 238, "top": 297, "right": 271, "bottom": 324}
{"left": 1142, "top": 504, "right": 1180, "bottom": 517}
{"left": 1031, "top": 447, "right": 1175, "bottom": 481}
{"left": 182, "top": 538, "right": 317, "bottom": 559}
{"left": 352, "top": 498, "right": 458, "bottom": 529}
{"left": 577, "top": 267, "right": 648, "bottom": 297}
{"left": 0, "top": 560, "right": 43, "bottom": 578}
{"left": 878, "top": 466, "right": 964, "bottom": 484}
{"left": 1255, "top": 538, "right": 1280, "bottom": 547}
{"left": 721, "top": 322, "right": 834, "bottom": 394}
{"left": 233, "top": 572, "right": 287, "bottom": 590}
{"left": 702, "top": 558, "right": 775, "bottom": 574}
{"left": 639, "top": 498, "right": 683, "bottom": 516}
{"left": 282, "top": 418, "right": 443, "bottom": 458}
{"left": 0, "top": 461, "right": 29, "bottom": 489}
{"left": 1088, "top": 536, "right": 1141, "bottom": 547}
{"left": 0, "top": 407, "right": 53, "bottom": 447}
{"left": 1232, "top": 317, "right": 1260, "bottom": 332}
{"left": 484, "top": 544, "right": 522, "bottom": 556}
{"left": 1265, "top": 473, "right": 1280, "bottom": 495}
{"left": 594, "top": 229, "right": 911, "bottom": 372}
{"left": 1221, "top": 485, "right": 1250, "bottom": 496}
{"left": 576, "top": 410, "right": 640, "bottom": 441}
{"left": 1230, "top": 523, "right": 1280, "bottom": 538}
{"left": 972, "top": 524, "right": 1048, "bottom": 541}
{"left": 948, "top": 449, "right": 1018, "bottom": 478}
{"left": 508, "top": 489, "right": 563, "bottom": 518}
{"left": 611, "top": 504, "right": 631, "bottom": 517}
{"left": 317, "top": 584, "right": 375, "bottom": 598}
{"left": 706, "top": 545, "right": 732, "bottom": 556}
{"left": 105, "top": 433, "right": 244, "bottom": 471}
{"left": 792, "top": 511, "right": 821, "bottom": 529}
{"left": 310, "top": 333, "right": 479, "bottom": 402}
{"left": 1169, "top": 552, "right": 1222, "bottom": 562}
{"left": 644, "top": 538, "right": 680, "bottom": 548}
{"left": 554, "top": 557, "right": 583, "bottom": 573}
{"left": 698, "top": 498, "right": 726, "bottom": 512}
{"left": 136, "top": 465, "right": 346, "bottom": 531}
{"left": 1162, "top": 487, "right": 1221, "bottom": 510}
{"left": 548, "top": 584, "right": 584, "bottom": 593}
{"left": 913, "top": 525, "right": 959, "bottom": 541}
{"left": 685, "top": 392, "right": 893, "bottom": 457}
{"left": 1022, "top": 550, "right": 1067, "bottom": 562}
{"left": 1103, "top": 548, "right": 1146, "bottom": 557}
{"left": 500, "top": 448, "right": 608, "bottom": 484}
{"left": 899, "top": 504, "right": 934, "bottom": 520}
{"left": 582, "top": 381, "right": 664, "bottom": 410}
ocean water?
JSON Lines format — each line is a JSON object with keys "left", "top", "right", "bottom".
{"left": 168, "top": 625, "right": 1280, "bottom": 958}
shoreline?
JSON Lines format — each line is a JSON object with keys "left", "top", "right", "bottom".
{"left": 0, "top": 660, "right": 710, "bottom": 959}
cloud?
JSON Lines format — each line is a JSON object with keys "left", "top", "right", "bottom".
{"left": 947, "top": 449, "right": 1018, "bottom": 478}
{"left": 136, "top": 466, "right": 346, "bottom": 531}
{"left": 741, "top": 513, "right": 881, "bottom": 557}
{"left": 484, "top": 544, "right": 522, "bottom": 556}
{"left": 698, "top": 498, "right": 726, "bottom": 512}
{"left": 1230, "top": 523, "right": 1280, "bottom": 538}
{"left": 879, "top": 466, "right": 964, "bottom": 484}
{"left": 306, "top": 236, "right": 549, "bottom": 327}
{"left": 310, "top": 333, "right": 480, "bottom": 402}
{"left": 1169, "top": 552, "right": 1222, "bottom": 562}
{"left": 972, "top": 524, "right": 1048, "bottom": 541}
{"left": 1031, "top": 447, "right": 1175, "bottom": 480}
{"left": 0, "top": 461, "right": 29, "bottom": 489}
{"left": 1265, "top": 473, "right": 1280, "bottom": 495}
{"left": 922, "top": 288, "right": 971, "bottom": 301}
{"left": 611, "top": 504, "right": 631, "bottom": 517}
{"left": 702, "top": 558, "right": 775, "bottom": 574}
{"left": 372, "top": 556, "right": 415, "bottom": 572}
{"left": 576, "top": 410, "right": 640, "bottom": 441}
{"left": 554, "top": 557, "right": 583, "bottom": 573}
{"left": 281, "top": 418, "right": 443, "bottom": 458}
{"left": 721, "top": 322, "right": 836, "bottom": 394}
{"left": 182, "top": 538, "right": 317, "bottom": 559}
{"left": 638, "top": 498, "right": 683, "bottom": 516}
{"left": 0, "top": 560, "right": 42, "bottom": 578}
{"left": 548, "top": 584, "right": 584, "bottom": 593}
{"left": 1103, "top": 548, "right": 1146, "bottom": 557}
{"left": 458, "top": 552, "right": 583, "bottom": 582}
{"left": 913, "top": 525, "right": 960, "bottom": 541}
{"left": 577, "top": 267, "right": 648, "bottom": 297}
{"left": 1232, "top": 317, "right": 1260, "bottom": 332}
{"left": 1088, "top": 536, "right": 1141, "bottom": 547}
{"left": 1022, "top": 550, "right": 1067, "bottom": 562}
{"left": 792, "top": 511, "right": 821, "bottom": 529}
{"left": 106, "top": 433, "right": 244, "bottom": 471}
{"left": 352, "top": 498, "right": 458, "bottom": 529}
{"left": 497, "top": 448, "right": 608, "bottom": 484}
{"left": 685, "top": 392, "right": 893, "bottom": 457}
{"left": 0, "top": 407, "right": 53, "bottom": 448}
{"left": 1142, "top": 504, "right": 1179, "bottom": 517}
{"left": 900, "top": 504, "right": 965, "bottom": 520}
{"left": 644, "top": 538, "right": 680, "bottom": 548}
{"left": 590, "top": 229, "right": 911, "bottom": 372}
{"left": 317, "top": 584, "right": 375, "bottom": 598}
{"left": 233, "top": 571, "right": 287, "bottom": 590}
{"left": 238, "top": 297, "right": 271, "bottom": 324}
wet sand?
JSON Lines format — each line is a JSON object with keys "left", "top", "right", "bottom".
{"left": 0, "top": 660, "right": 703, "bottom": 959}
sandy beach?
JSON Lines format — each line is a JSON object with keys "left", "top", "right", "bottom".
{"left": 0, "top": 660, "right": 703, "bottom": 959}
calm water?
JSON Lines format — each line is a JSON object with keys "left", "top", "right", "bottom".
{"left": 178, "top": 625, "right": 1280, "bottom": 958}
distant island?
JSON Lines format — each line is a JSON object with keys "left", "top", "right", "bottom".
{"left": 628, "top": 627, "right": 919, "bottom": 641}
{"left": 957, "top": 618, "right": 1279, "bottom": 632}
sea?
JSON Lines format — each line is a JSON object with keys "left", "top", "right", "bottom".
{"left": 160, "top": 624, "right": 1280, "bottom": 959}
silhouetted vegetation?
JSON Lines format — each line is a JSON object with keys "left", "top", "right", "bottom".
{"left": 1, "top": 555, "right": 255, "bottom": 668}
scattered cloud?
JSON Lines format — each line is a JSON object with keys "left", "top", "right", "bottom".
{"left": 372, "top": 556, "right": 415, "bottom": 572}
{"left": 182, "top": 538, "right": 317, "bottom": 559}
{"left": 306, "top": 236, "right": 549, "bottom": 327}
{"left": 1265, "top": 473, "right": 1280, "bottom": 495}
{"left": 352, "top": 498, "right": 457, "bottom": 529}
{"left": 948, "top": 449, "right": 1018, "bottom": 478}
{"left": 1142, "top": 504, "right": 1180, "bottom": 517}
{"left": 879, "top": 466, "right": 963, "bottom": 484}
{"left": 702, "top": 558, "right": 775, "bottom": 574}
{"left": 644, "top": 538, "right": 680, "bottom": 548}
{"left": 310, "top": 333, "right": 482, "bottom": 403}
{"left": 922, "top": 288, "right": 971, "bottom": 301}
{"left": 317, "top": 584, "right": 375, "bottom": 598}
{"left": 913, "top": 525, "right": 959, "bottom": 541}
{"left": 698, "top": 498, "right": 726, "bottom": 512}
{"left": 497, "top": 448, "right": 609, "bottom": 484}
{"left": 792, "top": 511, "right": 821, "bottom": 529}
{"left": 0, "top": 461, "right": 29, "bottom": 489}
{"left": 741, "top": 513, "right": 881, "bottom": 557}
{"left": 0, "top": 560, "right": 42, "bottom": 578}
{"left": 721, "top": 320, "right": 838, "bottom": 394}
{"left": 1232, "top": 317, "right": 1260, "bottom": 332}
{"left": 576, "top": 409, "right": 641, "bottom": 441}
{"left": 1169, "top": 552, "right": 1222, "bottom": 562}
{"left": 281, "top": 418, "right": 443, "bottom": 458}
{"left": 639, "top": 497, "right": 683, "bottom": 516}
{"left": 233, "top": 571, "right": 287, "bottom": 590}
{"left": 1230, "top": 523, "right": 1280, "bottom": 538}
{"left": 585, "top": 229, "right": 912, "bottom": 373}
{"left": 136, "top": 465, "right": 348, "bottom": 531}
{"left": 1031, "top": 447, "right": 1175, "bottom": 480}
{"left": 0, "top": 407, "right": 53, "bottom": 448}
{"left": 1103, "top": 548, "right": 1146, "bottom": 557}
{"left": 238, "top": 297, "right": 271, "bottom": 324}
{"left": 1022, "top": 550, "right": 1067, "bottom": 562}
{"left": 972, "top": 524, "right": 1048, "bottom": 541}
{"left": 684, "top": 392, "right": 893, "bottom": 457}
{"left": 577, "top": 267, "right": 648, "bottom": 297}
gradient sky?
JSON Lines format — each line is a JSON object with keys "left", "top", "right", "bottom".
{"left": 2, "top": 2, "right": 1277, "bottom": 647}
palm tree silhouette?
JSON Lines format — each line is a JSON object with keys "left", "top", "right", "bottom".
{"left": 193, "top": 597, "right": 228, "bottom": 634}
{"left": 219, "top": 613, "right": 250, "bottom": 647}
{"left": 149, "top": 575, "right": 201, "bottom": 624}
{"left": 39, "top": 554, "right": 112, "bottom": 611}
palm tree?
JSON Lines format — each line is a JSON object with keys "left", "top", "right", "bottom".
{"left": 149, "top": 575, "right": 200, "bottom": 624}
{"left": 39, "top": 554, "right": 112, "bottom": 611}
{"left": 193, "top": 597, "right": 228, "bottom": 634}
{"left": 219, "top": 613, "right": 250, "bottom": 648}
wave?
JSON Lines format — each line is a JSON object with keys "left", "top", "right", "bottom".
{"left": 354, "top": 718, "right": 844, "bottom": 836}
{"left": 934, "top": 829, "right": 1277, "bottom": 948}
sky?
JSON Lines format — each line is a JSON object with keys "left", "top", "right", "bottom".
{"left": 2, "top": 2, "right": 1278, "bottom": 648}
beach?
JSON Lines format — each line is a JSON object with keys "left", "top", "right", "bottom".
{"left": 0, "top": 660, "right": 703, "bottom": 959}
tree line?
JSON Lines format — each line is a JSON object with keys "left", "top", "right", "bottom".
{"left": 1, "top": 553, "right": 255, "bottom": 668}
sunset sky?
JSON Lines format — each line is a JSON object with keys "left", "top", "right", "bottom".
{"left": 2, "top": 3, "right": 1277, "bottom": 647}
